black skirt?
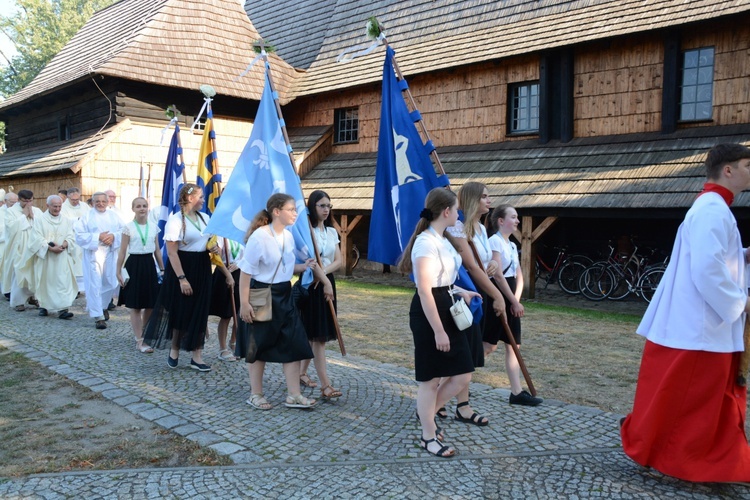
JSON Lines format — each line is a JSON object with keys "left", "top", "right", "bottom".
{"left": 235, "top": 280, "right": 314, "bottom": 364}
{"left": 299, "top": 273, "right": 338, "bottom": 343}
{"left": 143, "top": 250, "right": 212, "bottom": 352}
{"left": 484, "top": 276, "right": 522, "bottom": 345}
{"left": 118, "top": 253, "right": 160, "bottom": 309}
{"left": 409, "top": 286, "right": 474, "bottom": 382}
{"left": 209, "top": 268, "right": 240, "bottom": 319}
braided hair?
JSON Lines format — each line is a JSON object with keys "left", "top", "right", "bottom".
{"left": 177, "top": 183, "right": 204, "bottom": 244}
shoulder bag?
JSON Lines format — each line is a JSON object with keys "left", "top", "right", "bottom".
{"left": 249, "top": 229, "right": 285, "bottom": 322}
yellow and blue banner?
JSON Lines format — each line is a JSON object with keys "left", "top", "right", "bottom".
{"left": 196, "top": 107, "right": 221, "bottom": 215}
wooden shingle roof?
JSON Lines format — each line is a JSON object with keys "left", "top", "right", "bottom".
{"left": 301, "top": 124, "right": 750, "bottom": 212}
{"left": 266, "top": 0, "right": 750, "bottom": 97}
{"left": 0, "top": 0, "right": 298, "bottom": 113}
{"left": 0, "top": 120, "right": 132, "bottom": 178}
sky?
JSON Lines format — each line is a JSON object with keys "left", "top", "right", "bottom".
{"left": 0, "top": 0, "right": 18, "bottom": 63}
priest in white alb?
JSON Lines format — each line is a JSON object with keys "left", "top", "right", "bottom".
{"left": 60, "top": 187, "right": 90, "bottom": 292}
{"left": 75, "top": 192, "right": 123, "bottom": 329}
{"left": 23, "top": 195, "right": 77, "bottom": 319}
{"left": 0, "top": 190, "right": 16, "bottom": 300}
{"left": 3, "top": 189, "right": 43, "bottom": 311}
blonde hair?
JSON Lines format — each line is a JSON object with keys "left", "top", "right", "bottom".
{"left": 397, "top": 188, "right": 459, "bottom": 274}
{"left": 131, "top": 197, "right": 148, "bottom": 209}
{"left": 456, "top": 182, "right": 486, "bottom": 240}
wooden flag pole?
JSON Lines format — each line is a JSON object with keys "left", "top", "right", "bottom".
{"left": 256, "top": 41, "right": 346, "bottom": 356}
{"left": 378, "top": 29, "right": 446, "bottom": 177}
{"left": 201, "top": 98, "right": 240, "bottom": 336}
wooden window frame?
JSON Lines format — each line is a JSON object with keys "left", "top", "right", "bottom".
{"left": 508, "top": 81, "right": 540, "bottom": 135}
{"left": 334, "top": 107, "right": 359, "bottom": 144}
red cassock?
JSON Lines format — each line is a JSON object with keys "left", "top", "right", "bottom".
{"left": 621, "top": 340, "right": 750, "bottom": 482}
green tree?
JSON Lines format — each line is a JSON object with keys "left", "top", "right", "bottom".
{"left": 0, "top": 0, "right": 115, "bottom": 98}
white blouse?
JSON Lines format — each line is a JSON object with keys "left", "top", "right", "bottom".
{"left": 314, "top": 226, "right": 340, "bottom": 268}
{"left": 489, "top": 233, "right": 518, "bottom": 277}
{"left": 123, "top": 220, "right": 160, "bottom": 254}
{"left": 237, "top": 226, "right": 296, "bottom": 283}
{"left": 411, "top": 228, "right": 462, "bottom": 288}
{"left": 447, "top": 219, "right": 493, "bottom": 268}
{"left": 163, "top": 211, "right": 211, "bottom": 252}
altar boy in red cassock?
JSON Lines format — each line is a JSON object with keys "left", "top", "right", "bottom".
{"left": 621, "top": 143, "right": 750, "bottom": 482}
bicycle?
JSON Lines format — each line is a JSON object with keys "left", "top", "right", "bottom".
{"left": 579, "top": 243, "right": 668, "bottom": 302}
{"left": 535, "top": 246, "right": 593, "bottom": 295}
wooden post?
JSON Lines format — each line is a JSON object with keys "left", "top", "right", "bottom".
{"left": 520, "top": 215, "right": 558, "bottom": 299}
{"left": 333, "top": 214, "right": 363, "bottom": 276}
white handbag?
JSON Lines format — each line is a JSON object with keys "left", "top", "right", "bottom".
{"left": 449, "top": 289, "right": 473, "bottom": 331}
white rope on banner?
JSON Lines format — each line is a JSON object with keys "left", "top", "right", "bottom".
{"left": 233, "top": 50, "right": 266, "bottom": 81}
{"left": 336, "top": 32, "right": 385, "bottom": 63}
{"left": 190, "top": 97, "right": 213, "bottom": 132}
{"left": 159, "top": 117, "right": 178, "bottom": 146}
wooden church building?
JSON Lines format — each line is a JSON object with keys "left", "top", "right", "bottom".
{"left": 2, "top": 0, "right": 750, "bottom": 292}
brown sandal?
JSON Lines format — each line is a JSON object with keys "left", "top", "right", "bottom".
{"left": 320, "top": 385, "right": 342, "bottom": 400}
{"left": 300, "top": 373, "right": 318, "bottom": 388}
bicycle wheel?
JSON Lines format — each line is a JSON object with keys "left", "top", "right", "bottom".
{"left": 637, "top": 267, "right": 664, "bottom": 303}
{"left": 568, "top": 254, "right": 593, "bottom": 266}
{"left": 579, "top": 263, "right": 616, "bottom": 301}
{"left": 607, "top": 261, "right": 639, "bottom": 301}
{"left": 557, "top": 260, "right": 586, "bottom": 295}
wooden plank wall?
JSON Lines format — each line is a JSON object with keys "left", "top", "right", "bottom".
{"left": 286, "top": 54, "right": 539, "bottom": 153}
{"left": 4, "top": 82, "right": 114, "bottom": 150}
{"left": 574, "top": 34, "right": 664, "bottom": 137}
{"left": 81, "top": 118, "right": 253, "bottom": 213}
{"left": 0, "top": 172, "right": 81, "bottom": 211}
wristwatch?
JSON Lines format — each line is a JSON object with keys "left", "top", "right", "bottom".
{"left": 177, "top": 275, "right": 187, "bottom": 280}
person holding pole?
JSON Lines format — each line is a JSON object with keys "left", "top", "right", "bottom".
{"left": 208, "top": 238, "right": 241, "bottom": 362}
{"left": 143, "top": 183, "right": 217, "bottom": 372}
{"left": 236, "top": 193, "right": 317, "bottom": 410}
{"left": 399, "top": 187, "right": 479, "bottom": 458}
{"left": 116, "top": 197, "right": 163, "bottom": 353}
{"left": 298, "top": 190, "right": 343, "bottom": 400}
{"left": 487, "top": 204, "right": 542, "bottom": 406}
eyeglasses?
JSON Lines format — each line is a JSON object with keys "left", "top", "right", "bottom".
{"left": 316, "top": 204, "right": 333, "bottom": 209}
{"left": 280, "top": 207, "right": 298, "bottom": 213}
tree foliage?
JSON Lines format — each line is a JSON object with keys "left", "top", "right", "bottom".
{"left": 0, "top": 0, "right": 115, "bottom": 98}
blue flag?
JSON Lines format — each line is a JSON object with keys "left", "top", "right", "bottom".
{"left": 205, "top": 70, "right": 315, "bottom": 284}
{"left": 368, "top": 46, "right": 450, "bottom": 266}
{"left": 158, "top": 125, "right": 185, "bottom": 262}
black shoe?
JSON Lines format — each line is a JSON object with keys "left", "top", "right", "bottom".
{"left": 107, "top": 300, "right": 116, "bottom": 311}
{"left": 103, "top": 310, "right": 110, "bottom": 321}
{"left": 190, "top": 359, "right": 211, "bottom": 372}
{"left": 58, "top": 310, "right": 74, "bottom": 320}
{"left": 38, "top": 308, "right": 48, "bottom": 316}
{"left": 509, "top": 390, "right": 543, "bottom": 406}
{"left": 27, "top": 297, "right": 39, "bottom": 307}
{"left": 95, "top": 320, "right": 107, "bottom": 330}
{"left": 167, "top": 355, "right": 178, "bottom": 368}
{"left": 3, "top": 293, "right": 9, "bottom": 301}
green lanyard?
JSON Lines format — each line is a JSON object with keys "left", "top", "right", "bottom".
{"left": 134, "top": 222, "right": 148, "bottom": 247}
{"left": 186, "top": 214, "right": 203, "bottom": 233}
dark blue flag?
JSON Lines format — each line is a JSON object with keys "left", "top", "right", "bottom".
{"left": 157, "top": 125, "right": 185, "bottom": 263}
{"left": 368, "top": 46, "right": 449, "bottom": 266}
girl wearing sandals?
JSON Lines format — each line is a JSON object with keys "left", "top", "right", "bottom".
{"left": 116, "top": 197, "right": 164, "bottom": 354}
{"left": 487, "top": 205, "right": 542, "bottom": 406}
{"left": 441, "top": 182, "right": 520, "bottom": 425}
{"left": 297, "top": 190, "right": 343, "bottom": 401}
{"left": 236, "top": 193, "right": 317, "bottom": 410}
{"left": 208, "top": 238, "right": 243, "bottom": 362}
{"left": 143, "top": 184, "right": 219, "bottom": 372}
{"left": 399, "top": 188, "right": 480, "bottom": 458}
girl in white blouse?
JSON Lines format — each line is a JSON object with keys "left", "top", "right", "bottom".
{"left": 144, "top": 184, "right": 220, "bottom": 372}
{"left": 236, "top": 193, "right": 317, "bottom": 410}
{"left": 116, "top": 197, "right": 164, "bottom": 353}
{"left": 398, "top": 188, "right": 479, "bottom": 458}
{"left": 298, "top": 190, "right": 343, "bottom": 401}
{"left": 487, "top": 205, "right": 542, "bottom": 406}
